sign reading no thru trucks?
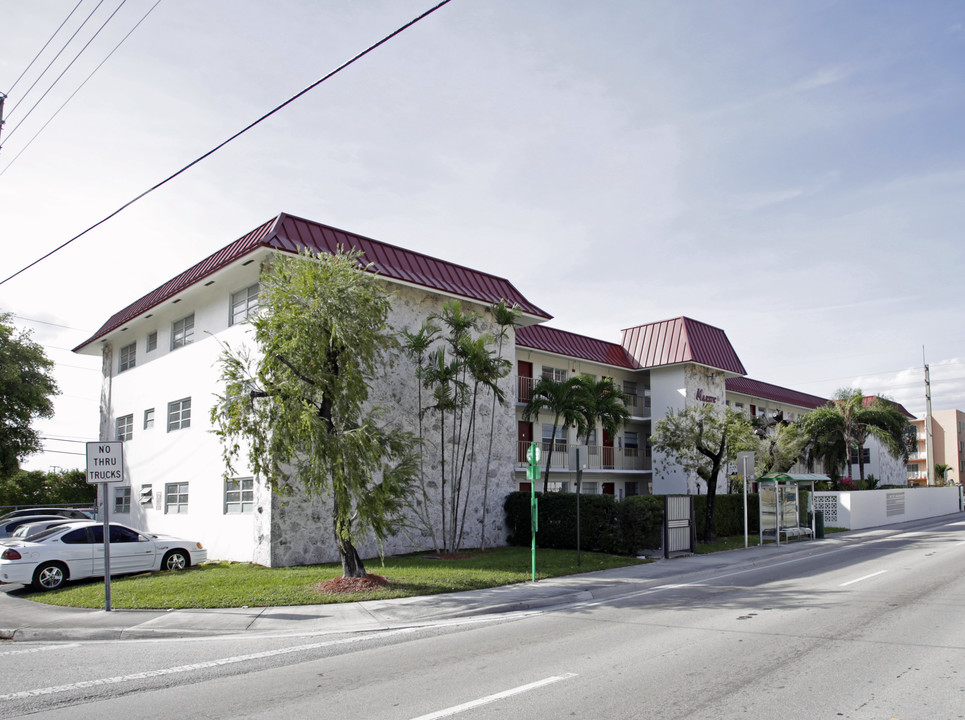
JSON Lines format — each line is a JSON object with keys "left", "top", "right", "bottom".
{"left": 86, "top": 441, "right": 124, "bottom": 484}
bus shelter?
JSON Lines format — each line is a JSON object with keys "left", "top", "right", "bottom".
{"left": 758, "top": 472, "right": 829, "bottom": 545}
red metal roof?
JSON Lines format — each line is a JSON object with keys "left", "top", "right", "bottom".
{"left": 516, "top": 325, "right": 639, "bottom": 369}
{"left": 74, "top": 213, "right": 550, "bottom": 351}
{"left": 726, "top": 377, "right": 828, "bottom": 410}
{"left": 620, "top": 317, "right": 746, "bottom": 375}
{"left": 863, "top": 395, "right": 915, "bottom": 419}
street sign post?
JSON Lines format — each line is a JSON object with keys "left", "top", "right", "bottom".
{"left": 86, "top": 442, "right": 124, "bottom": 612}
{"left": 737, "top": 451, "right": 755, "bottom": 548}
{"left": 526, "top": 442, "right": 540, "bottom": 582}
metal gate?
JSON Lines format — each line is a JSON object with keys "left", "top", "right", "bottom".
{"left": 664, "top": 495, "right": 696, "bottom": 558}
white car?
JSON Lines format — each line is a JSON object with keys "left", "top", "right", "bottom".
{"left": 0, "top": 521, "right": 207, "bottom": 591}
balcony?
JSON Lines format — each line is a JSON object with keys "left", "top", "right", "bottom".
{"left": 516, "top": 377, "right": 651, "bottom": 416}
{"left": 517, "top": 441, "right": 652, "bottom": 472}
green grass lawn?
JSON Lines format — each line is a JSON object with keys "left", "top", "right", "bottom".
{"left": 22, "top": 547, "right": 648, "bottom": 610}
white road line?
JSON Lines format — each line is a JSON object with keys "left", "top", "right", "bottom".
{"left": 839, "top": 570, "right": 888, "bottom": 587}
{"left": 0, "top": 628, "right": 420, "bottom": 701}
{"left": 409, "top": 673, "right": 578, "bottom": 720}
{"left": 0, "top": 643, "right": 79, "bottom": 658}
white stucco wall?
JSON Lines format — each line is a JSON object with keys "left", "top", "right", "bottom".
{"left": 813, "top": 487, "right": 964, "bottom": 529}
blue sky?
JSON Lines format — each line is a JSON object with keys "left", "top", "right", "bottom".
{"left": 1, "top": 1, "right": 963, "bottom": 470}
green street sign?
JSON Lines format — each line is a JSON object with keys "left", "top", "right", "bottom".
{"left": 526, "top": 443, "right": 542, "bottom": 465}
{"left": 527, "top": 464, "right": 540, "bottom": 481}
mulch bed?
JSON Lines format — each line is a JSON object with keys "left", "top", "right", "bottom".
{"left": 315, "top": 573, "right": 388, "bottom": 594}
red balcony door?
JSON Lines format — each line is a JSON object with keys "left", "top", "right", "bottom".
{"left": 518, "top": 421, "right": 533, "bottom": 462}
{"left": 518, "top": 361, "right": 533, "bottom": 403}
{"left": 602, "top": 482, "right": 615, "bottom": 495}
{"left": 603, "top": 429, "right": 614, "bottom": 469}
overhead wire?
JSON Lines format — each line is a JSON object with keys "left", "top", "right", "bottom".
{"left": 3, "top": 0, "right": 129, "bottom": 146}
{"left": 0, "top": 0, "right": 455, "bottom": 288}
{"left": 5, "top": 0, "right": 107, "bottom": 118}
{"left": 0, "top": 0, "right": 163, "bottom": 178}
{"left": 1, "top": 0, "right": 85, "bottom": 97}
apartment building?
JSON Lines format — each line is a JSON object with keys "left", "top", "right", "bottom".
{"left": 907, "top": 409, "right": 965, "bottom": 485}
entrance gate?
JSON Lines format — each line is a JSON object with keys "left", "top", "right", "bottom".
{"left": 664, "top": 495, "right": 696, "bottom": 558}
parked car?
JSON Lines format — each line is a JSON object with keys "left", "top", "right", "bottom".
{"left": 0, "top": 521, "right": 207, "bottom": 591}
{"left": 0, "top": 507, "right": 94, "bottom": 523}
{"left": 0, "top": 515, "right": 80, "bottom": 539}
{"left": 8, "top": 518, "right": 75, "bottom": 540}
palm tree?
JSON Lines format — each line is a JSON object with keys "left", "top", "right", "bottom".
{"left": 522, "top": 376, "right": 586, "bottom": 493}
{"left": 935, "top": 463, "right": 951, "bottom": 486}
{"left": 800, "top": 389, "right": 914, "bottom": 484}
{"left": 573, "top": 376, "right": 631, "bottom": 466}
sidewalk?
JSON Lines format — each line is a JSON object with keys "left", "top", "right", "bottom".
{"left": 0, "top": 519, "right": 946, "bottom": 643}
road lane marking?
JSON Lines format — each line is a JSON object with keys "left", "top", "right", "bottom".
{"left": 840, "top": 570, "right": 888, "bottom": 587}
{"left": 0, "top": 643, "right": 79, "bottom": 658}
{"left": 409, "top": 673, "right": 578, "bottom": 719}
{"left": 0, "top": 628, "right": 421, "bottom": 701}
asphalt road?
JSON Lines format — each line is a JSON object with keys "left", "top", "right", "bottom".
{"left": 2, "top": 516, "right": 964, "bottom": 719}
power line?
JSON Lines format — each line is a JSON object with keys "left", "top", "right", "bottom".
{"left": 1, "top": 0, "right": 84, "bottom": 97}
{"left": 0, "top": 0, "right": 163, "bottom": 178}
{"left": 0, "top": 0, "right": 455, "bottom": 288}
{"left": 5, "top": 0, "right": 107, "bottom": 118}
{"left": 3, "top": 0, "right": 129, "bottom": 146}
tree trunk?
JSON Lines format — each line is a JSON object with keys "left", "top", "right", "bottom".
{"left": 333, "top": 496, "right": 366, "bottom": 578}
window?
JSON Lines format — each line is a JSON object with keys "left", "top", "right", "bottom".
{"left": 624, "top": 431, "right": 639, "bottom": 454}
{"left": 165, "top": 482, "right": 189, "bottom": 514}
{"left": 116, "top": 414, "right": 133, "bottom": 441}
{"left": 118, "top": 342, "right": 136, "bottom": 372}
{"left": 224, "top": 477, "right": 254, "bottom": 513}
{"left": 144, "top": 408, "right": 155, "bottom": 429}
{"left": 230, "top": 283, "right": 260, "bottom": 325}
{"left": 623, "top": 380, "right": 637, "bottom": 396}
{"left": 541, "top": 366, "right": 567, "bottom": 382}
{"left": 849, "top": 447, "right": 871, "bottom": 464}
{"left": 114, "top": 487, "right": 131, "bottom": 513}
{"left": 167, "top": 397, "right": 191, "bottom": 432}
{"left": 582, "top": 482, "right": 598, "bottom": 494}
{"left": 171, "top": 314, "right": 194, "bottom": 350}
{"left": 542, "top": 423, "right": 566, "bottom": 451}
{"left": 140, "top": 484, "right": 154, "bottom": 506}
{"left": 146, "top": 330, "right": 157, "bottom": 352}
{"left": 109, "top": 525, "right": 140, "bottom": 542}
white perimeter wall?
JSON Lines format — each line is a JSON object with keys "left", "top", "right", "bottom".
{"left": 813, "top": 487, "right": 964, "bottom": 530}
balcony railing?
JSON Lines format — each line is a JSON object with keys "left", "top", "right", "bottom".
{"left": 517, "top": 441, "right": 651, "bottom": 471}
{"left": 516, "top": 377, "right": 651, "bottom": 416}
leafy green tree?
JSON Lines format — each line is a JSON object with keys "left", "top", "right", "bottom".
{"left": 650, "top": 403, "right": 755, "bottom": 542}
{"left": 752, "top": 411, "right": 808, "bottom": 476}
{"left": 0, "top": 313, "right": 59, "bottom": 476}
{"left": 934, "top": 463, "right": 950, "bottom": 486}
{"left": 211, "top": 248, "right": 419, "bottom": 578}
{"left": 0, "top": 469, "right": 94, "bottom": 506}
{"left": 800, "top": 389, "right": 914, "bottom": 484}
{"left": 522, "top": 376, "right": 587, "bottom": 493}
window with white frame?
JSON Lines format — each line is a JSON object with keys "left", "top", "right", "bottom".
{"left": 624, "top": 431, "right": 639, "bottom": 454}
{"left": 165, "top": 482, "right": 189, "bottom": 514}
{"left": 118, "top": 342, "right": 136, "bottom": 372}
{"left": 582, "top": 482, "right": 598, "bottom": 494}
{"left": 116, "top": 414, "right": 133, "bottom": 441}
{"left": 144, "top": 408, "right": 155, "bottom": 429}
{"left": 542, "top": 423, "right": 566, "bottom": 452}
{"left": 146, "top": 330, "right": 158, "bottom": 352}
{"left": 171, "top": 313, "right": 194, "bottom": 350}
{"left": 541, "top": 366, "right": 567, "bottom": 382}
{"left": 230, "top": 283, "right": 260, "bottom": 325}
{"left": 224, "top": 477, "right": 255, "bottom": 513}
{"left": 139, "top": 484, "right": 154, "bottom": 506}
{"left": 849, "top": 447, "right": 871, "bottom": 464}
{"left": 114, "top": 487, "right": 131, "bottom": 513}
{"left": 167, "top": 397, "right": 191, "bottom": 432}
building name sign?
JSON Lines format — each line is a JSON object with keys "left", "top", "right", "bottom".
{"left": 695, "top": 388, "right": 718, "bottom": 404}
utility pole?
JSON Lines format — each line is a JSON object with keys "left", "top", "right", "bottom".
{"left": 0, "top": 92, "right": 6, "bottom": 150}
{"left": 924, "top": 348, "right": 935, "bottom": 486}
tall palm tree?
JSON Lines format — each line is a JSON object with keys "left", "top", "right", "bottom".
{"left": 573, "top": 376, "right": 631, "bottom": 466}
{"left": 801, "top": 389, "right": 913, "bottom": 483}
{"left": 522, "top": 376, "right": 586, "bottom": 493}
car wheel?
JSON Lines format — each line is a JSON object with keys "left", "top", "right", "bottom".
{"left": 162, "top": 550, "right": 189, "bottom": 571}
{"left": 32, "top": 562, "right": 68, "bottom": 591}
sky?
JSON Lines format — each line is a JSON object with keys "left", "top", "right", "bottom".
{"left": 1, "top": 0, "right": 963, "bottom": 472}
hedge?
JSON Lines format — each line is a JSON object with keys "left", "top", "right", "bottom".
{"left": 507, "top": 491, "right": 793, "bottom": 550}
{"left": 504, "top": 492, "right": 663, "bottom": 556}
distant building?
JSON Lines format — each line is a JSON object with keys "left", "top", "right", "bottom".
{"left": 907, "top": 409, "right": 965, "bottom": 485}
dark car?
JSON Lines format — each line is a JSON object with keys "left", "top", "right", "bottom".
{"left": 0, "top": 508, "right": 93, "bottom": 524}
{"left": 0, "top": 515, "right": 84, "bottom": 539}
